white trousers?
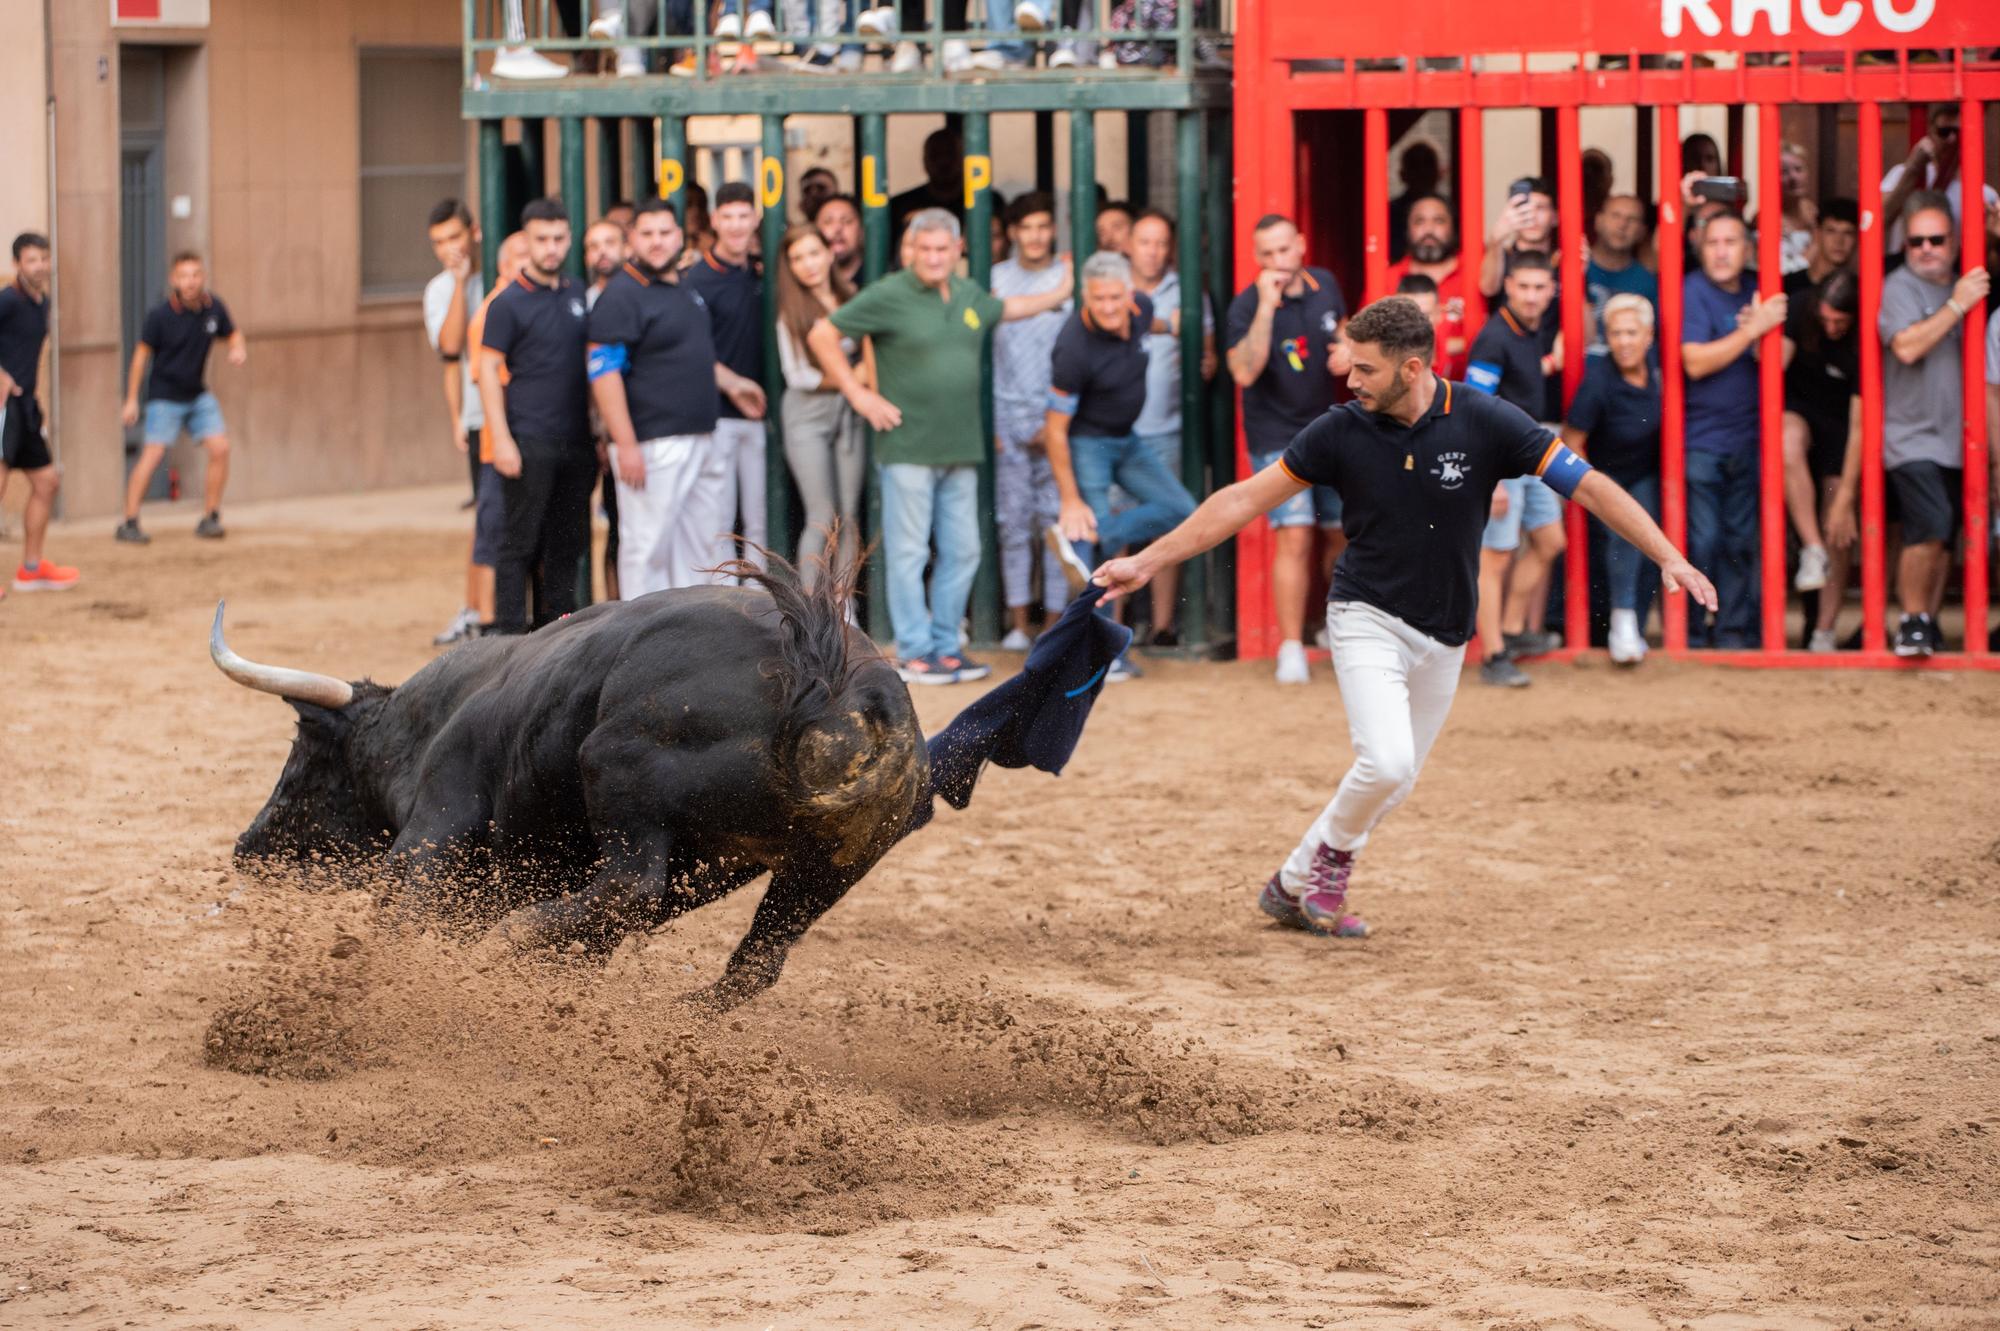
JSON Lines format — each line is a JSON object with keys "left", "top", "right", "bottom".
{"left": 714, "top": 416, "right": 768, "bottom": 574}
{"left": 1280, "top": 600, "right": 1466, "bottom": 888}
{"left": 615, "top": 433, "right": 734, "bottom": 598}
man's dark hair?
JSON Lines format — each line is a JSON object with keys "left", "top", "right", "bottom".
{"left": 1005, "top": 191, "right": 1056, "bottom": 228}
{"left": 520, "top": 197, "right": 569, "bottom": 226}
{"left": 1395, "top": 272, "right": 1439, "bottom": 297}
{"left": 801, "top": 166, "right": 836, "bottom": 184}
{"left": 1927, "top": 101, "right": 1960, "bottom": 123}
{"left": 686, "top": 181, "right": 710, "bottom": 206}
{"left": 1515, "top": 176, "right": 1555, "bottom": 201}
{"left": 170, "top": 250, "right": 203, "bottom": 267}
{"left": 634, "top": 196, "right": 681, "bottom": 223}
{"left": 1904, "top": 189, "right": 1955, "bottom": 232}
{"left": 12, "top": 232, "right": 49, "bottom": 261}
{"left": 1253, "top": 213, "right": 1295, "bottom": 234}
{"left": 1817, "top": 267, "right": 1860, "bottom": 316}
{"left": 609, "top": 197, "right": 635, "bottom": 213}
{"left": 427, "top": 198, "right": 475, "bottom": 230}
{"left": 1132, "top": 207, "right": 1176, "bottom": 237}
{"left": 808, "top": 192, "right": 859, "bottom": 223}
{"left": 1506, "top": 249, "right": 1554, "bottom": 275}
{"left": 1345, "top": 296, "right": 1437, "bottom": 363}
{"left": 714, "top": 181, "right": 756, "bottom": 210}
{"left": 1818, "top": 196, "right": 1859, "bottom": 227}
{"left": 1100, "top": 199, "right": 1135, "bottom": 220}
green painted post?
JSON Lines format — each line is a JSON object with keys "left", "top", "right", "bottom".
{"left": 965, "top": 111, "right": 1000, "bottom": 648}
{"left": 657, "top": 115, "right": 686, "bottom": 214}
{"left": 760, "top": 113, "right": 792, "bottom": 561}
{"left": 631, "top": 116, "right": 657, "bottom": 201}
{"left": 560, "top": 118, "right": 588, "bottom": 278}
{"left": 859, "top": 112, "right": 891, "bottom": 644}
{"left": 1175, "top": 108, "right": 1208, "bottom": 650}
{"left": 478, "top": 119, "right": 505, "bottom": 282}
{"left": 1204, "top": 108, "right": 1236, "bottom": 647}
{"left": 596, "top": 117, "right": 622, "bottom": 214}
{"left": 1069, "top": 108, "right": 1095, "bottom": 292}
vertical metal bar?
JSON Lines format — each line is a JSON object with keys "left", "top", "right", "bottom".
{"left": 657, "top": 115, "right": 686, "bottom": 213}
{"left": 1126, "top": 110, "right": 1150, "bottom": 206}
{"left": 1035, "top": 111, "right": 1056, "bottom": 195}
{"left": 693, "top": 0, "right": 708, "bottom": 82}
{"left": 631, "top": 116, "right": 656, "bottom": 202}
{"left": 1635, "top": 106, "right": 1655, "bottom": 206}
{"left": 1363, "top": 107, "right": 1389, "bottom": 302}
{"left": 1557, "top": 105, "right": 1589, "bottom": 653}
{"left": 1206, "top": 107, "right": 1236, "bottom": 649}
{"left": 1658, "top": 108, "right": 1689, "bottom": 655}
{"left": 1457, "top": 107, "right": 1487, "bottom": 344}
{"left": 1756, "top": 103, "right": 1786, "bottom": 654}
{"left": 596, "top": 117, "right": 623, "bottom": 215}
{"left": 1175, "top": 0, "right": 1191, "bottom": 76}
{"left": 520, "top": 117, "right": 546, "bottom": 197}
{"left": 759, "top": 115, "right": 791, "bottom": 563}
{"left": 1726, "top": 104, "right": 1745, "bottom": 176}
{"left": 1071, "top": 109, "right": 1096, "bottom": 286}
{"left": 1858, "top": 102, "right": 1887, "bottom": 654}
{"left": 1176, "top": 109, "right": 1209, "bottom": 651}
{"left": 860, "top": 112, "right": 891, "bottom": 643}
{"left": 965, "top": 110, "right": 1000, "bottom": 646}
{"left": 561, "top": 118, "right": 587, "bottom": 279}
{"left": 1959, "top": 96, "right": 1989, "bottom": 657}
{"left": 478, "top": 119, "right": 505, "bottom": 282}
{"left": 1233, "top": 10, "right": 1287, "bottom": 659}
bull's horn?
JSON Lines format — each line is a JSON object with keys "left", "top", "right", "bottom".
{"left": 210, "top": 602, "right": 355, "bottom": 709}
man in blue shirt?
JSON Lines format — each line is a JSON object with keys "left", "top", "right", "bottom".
{"left": 1682, "top": 212, "right": 1786, "bottom": 648}
{"left": 1092, "top": 296, "right": 1714, "bottom": 940}
{"left": 1585, "top": 195, "right": 1658, "bottom": 357}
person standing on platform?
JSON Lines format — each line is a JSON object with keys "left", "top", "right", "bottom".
{"left": 424, "top": 200, "right": 490, "bottom": 644}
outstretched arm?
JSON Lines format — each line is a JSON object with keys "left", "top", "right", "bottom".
{"left": 1572, "top": 470, "right": 1719, "bottom": 611}
{"left": 1093, "top": 463, "right": 1306, "bottom": 601}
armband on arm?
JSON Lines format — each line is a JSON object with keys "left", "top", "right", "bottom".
{"left": 1045, "top": 388, "right": 1079, "bottom": 416}
{"left": 586, "top": 343, "right": 629, "bottom": 381}
{"left": 1536, "top": 439, "right": 1594, "bottom": 499}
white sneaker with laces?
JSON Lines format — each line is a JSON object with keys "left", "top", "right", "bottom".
{"left": 743, "top": 10, "right": 777, "bottom": 40}
{"left": 1794, "top": 543, "right": 1829, "bottom": 592}
{"left": 889, "top": 40, "right": 923, "bottom": 71}
{"left": 1014, "top": 0, "right": 1050, "bottom": 31}
{"left": 588, "top": 10, "right": 624, "bottom": 39}
{"left": 942, "top": 38, "right": 972, "bottom": 71}
{"left": 713, "top": 12, "right": 743, "bottom": 39}
{"left": 493, "top": 46, "right": 569, "bottom": 79}
{"left": 1048, "top": 41, "right": 1078, "bottom": 67}
{"left": 855, "top": 5, "right": 896, "bottom": 37}
{"left": 1097, "top": 48, "right": 1118, "bottom": 68}
{"left": 1607, "top": 609, "right": 1647, "bottom": 665}
{"left": 969, "top": 48, "right": 1011, "bottom": 68}
{"left": 614, "top": 47, "right": 647, "bottom": 75}
{"left": 834, "top": 48, "right": 864, "bottom": 70}
{"left": 1000, "top": 627, "right": 1033, "bottom": 652}
{"left": 1807, "top": 627, "right": 1837, "bottom": 653}
{"left": 1275, "top": 639, "right": 1311, "bottom": 685}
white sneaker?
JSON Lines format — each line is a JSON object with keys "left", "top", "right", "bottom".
{"left": 1607, "top": 609, "right": 1647, "bottom": 666}
{"left": 433, "top": 607, "right": 480, "bottom": 646}
{"left": 492, "top": 46, "right": 569, "bottom": 79}
{"left": 942, "top": 38, "right": 972, "bottom": 71}
{"left": 1014, "top": 0, "right": 1050, "bottom": 30}
{"left": 1275, "top": 639, "right": 1311, "bottom": 685}
{"left": 1048, "top": 41, "right": 1078, "bottom": 67}
{"left": 855, "top": 5, "right": 896, "bottom": 37}
{"left": 614, "top": 46, "right": 647, "bottom": 76}
{"left": 1313, "top": 624, "right": 1330, "bottom": 649}
{"left": 713, "top": 11, "right": 743, "bottom": 39}
{"left": 966, "top": 48, "right": 1009, "bottom": 69}
{"left": 1097, "top": 48, "right": 1118, "bottom": 68}
{"left": 587, "top": 9, "right": 625, "bottom": 39}
{"left": 889, "top": 40, "right": 923, "bottom": 71}
{"left": 743, "top": 10, "right": 777, "bottom": 40}
{"left": 834, "top": 48, "right": 864, "bottom": 71}
{"left": 1000, "top": 627, "right": 1033, "bottom": 651}
{"left": 1794, "top": 544, "right": 1829, "bottom": 592}
{"left": 1808, "top": 627, "right": 1838, "bottom": 653}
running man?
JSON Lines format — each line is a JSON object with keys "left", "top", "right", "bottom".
{"left": 119, "top": 251, "right": 246, "bottom": 542}
{"left": 0, "top": 232, "right": 79, "bottom": 594}
{"left": 1090, "top": 297, "right": 1717, "bottom": 938}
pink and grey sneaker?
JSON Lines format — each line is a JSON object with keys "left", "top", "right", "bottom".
{"left": 1259, "top": 845, "right": 1369, "bottom": 938}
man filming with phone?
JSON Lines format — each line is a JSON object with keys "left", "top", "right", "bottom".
{"left": 1478, "top": 176, "right": 1558, "bottom": 300}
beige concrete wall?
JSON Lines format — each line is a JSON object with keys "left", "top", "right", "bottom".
{"left": 0, "top": 2, "right": 49, "bottom": 248}
{"left": 49, "top": 0, "right": 465, "bottom": 519}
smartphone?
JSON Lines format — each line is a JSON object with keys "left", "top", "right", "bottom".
{"left": 1507, "top": 177, "right": 1538, "bottom": 202}
{"left": 1692, "top": 175, "right": 1747, "bottom": 206}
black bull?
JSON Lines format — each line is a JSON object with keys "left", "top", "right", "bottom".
{"left": 213, "top": 563, "right": 930, "bottom": 1010}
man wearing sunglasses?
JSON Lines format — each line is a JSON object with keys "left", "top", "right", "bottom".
{"left": 1880, "top": 103, "right": 2000, "bottom": 256}
{"left": 1879, "top": 193, "right": 1989, "bottom": 657}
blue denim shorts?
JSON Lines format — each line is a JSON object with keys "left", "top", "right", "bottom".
{"left": 1252, "top": 447, "right": 1342, "bottom": 529}
{"left": 143, "top": 392, "right": 226, "bottom": 445}
{"left": 1481, "top": 474, "right": 1563, "bottom": 551}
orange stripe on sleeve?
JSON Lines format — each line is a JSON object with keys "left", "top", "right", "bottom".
{"left": 1534, "top": 436, "right": 1562, "bottom": 476}
{"left": 1277, "top": 457, "right": 1310, "bottom": 486}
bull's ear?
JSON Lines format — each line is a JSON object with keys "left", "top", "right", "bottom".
{"left": 287, "top": 699, "right": 350, "bottom": 731}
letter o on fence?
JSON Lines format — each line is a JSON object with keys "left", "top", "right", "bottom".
{"left": 761, "top": 155, "right": 784, "bottom": 210}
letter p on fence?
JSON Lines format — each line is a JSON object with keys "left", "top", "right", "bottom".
{"left": 964, "top": 154, "right": 992, "bottom": 211}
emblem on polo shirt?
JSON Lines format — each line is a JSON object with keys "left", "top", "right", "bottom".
{"left": 570, "top": 298, "right": 586, "bottom": 319}
{"left": 963, "top": 307, "right": 982, "bottom": 330}
{"left": 1431, "top": 452, "right": 1467, "bottom": 489}
{"left": 204, "top": 318, "right": 219, "bottom": 334}
{"left": 1281, "top": 334, "right": 1307, "bottom": 372}
{"left": 1320, "top": 311, "right": 1337, "bottom": 334}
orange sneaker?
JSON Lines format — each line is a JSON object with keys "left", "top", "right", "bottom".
{"left": 12, "top": 559, "right": 81, "bottom": 592}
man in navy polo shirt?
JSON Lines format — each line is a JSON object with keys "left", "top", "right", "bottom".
{"left": 1225, "top": 212, "right": 1349, "bottom": 685}
{"left": 1042, "top": 251, "right": 1196, "bottom": 683}
{"left": 118, "top": 251, "right": 246, "bottom": 543}
{"left": 588, "top": 197, "right": 766, "bottom": 598}
{"left": 684, "top": 181, "right": 770, "bottom": 576}
{"left": 1092, "top": 297, "right": 1714, "bottom": 940}
{"left": 0, "top": 232, "right": 79, "bottom": 594}
{"left": 478, "top": 197, "right": 594, "bottom": 635}
{"left": 1682, "top": 212, "right": 1786, "bottom": 648}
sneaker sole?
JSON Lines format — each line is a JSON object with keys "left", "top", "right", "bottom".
{"left": 1045, "top": 527, "right": 1093, "bottom": 597}
{"left": 10, "top": 578, "right": 80, "bottom": 592}
{"left": 1257, "top": 882, "right": 1307, "bottom": 928}
{"left": 898, "top": 669, "right": 959, "bottom": 685}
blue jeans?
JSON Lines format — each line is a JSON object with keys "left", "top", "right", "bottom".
{"left": 1069, "top": 432, "right": 1197, "bottom": 564}
{"left": 1599, "top": 473, "right": 1659, "bottom": 615}
{"left": 1685, "top": 448, "right": 1760, "bottom": 648}
{"left": 880, "top": 462, "right": 981, "bottom": 662}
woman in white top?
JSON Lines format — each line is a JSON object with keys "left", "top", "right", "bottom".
{"left": 775, "top": 224, "right": 868, "bottom": 584}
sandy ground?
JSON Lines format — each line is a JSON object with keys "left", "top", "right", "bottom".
{"left": 2, "top": 485, "right": 1998, "bottom": 1330}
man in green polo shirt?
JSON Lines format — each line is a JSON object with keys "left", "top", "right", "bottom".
{"left": 809, "top": 208, "right": 1071, "bottom": 684}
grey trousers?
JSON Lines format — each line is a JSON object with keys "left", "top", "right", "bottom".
{"left": 781, "top": 387, "right": 865, "bottom": 583}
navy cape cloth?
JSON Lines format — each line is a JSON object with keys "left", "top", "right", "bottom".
{"left": 901, "top": 586, "right": 1131, "bottom": 838}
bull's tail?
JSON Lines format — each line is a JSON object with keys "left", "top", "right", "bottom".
{"left": 716, "top": 526, "right": 921, "bottom": 828}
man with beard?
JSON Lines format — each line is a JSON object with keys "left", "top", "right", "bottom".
{"left": 583, "top": 216, "right": 628, "bottom": 597}
{"left": 1383, "top": 195, "right": 1467, "bottom": 377}
{"left": 1090, "top": 296, "right": 1714, "bottom": 940}
{"left": 812, "top": 193, "right": 864, "bottom": 290}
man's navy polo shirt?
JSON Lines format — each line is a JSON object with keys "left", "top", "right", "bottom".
{"left": 586, "top": 261, "right": 720, "bottom": 440}
{"left": 1465, "top": 303, "right": 1560, "bottom": 422}
{"left": 1225, "top": 266, "right": 1347, "bottom": 451}
{"left": 1280, "top": 377, "right": 1563, "bottom": 646}
{"left": 140, "top": 294, "right": 236, "bottom": 403}
{"left": 481, "top": 271, "right": 590, "bottom": 441}
{"left": 0, "top": 281, "right": 48, "bottom": 396}
{"left": 682, "top": 250, "right": 763, "bottom": 420}
{"left": 1049, "top": 291, "right": 1154, "bottom": 438}
{"left": 1681, "top": 269, "right": 1760, "bottom": 456}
